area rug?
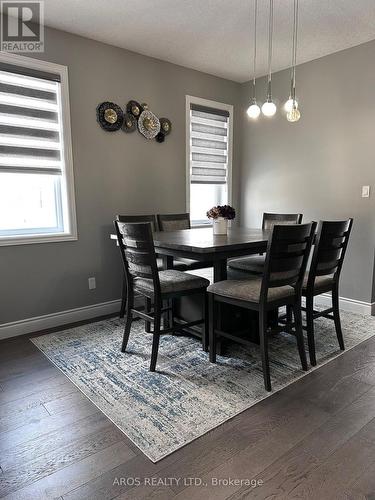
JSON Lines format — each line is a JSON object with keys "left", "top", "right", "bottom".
{"left": 31, "top": 309, "right": 375, "bottom": 462}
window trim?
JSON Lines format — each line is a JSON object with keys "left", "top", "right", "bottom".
{"left": 185, "top": 95, "right": 233, "bottom": 226}
{"left": 0, "top": 52, "right": 77, "bottom": 246}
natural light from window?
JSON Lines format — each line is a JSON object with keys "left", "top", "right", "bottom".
{"left": 0, "top": 56, "right": 76, "bottom": 245}
{"left": 187, "top": 98, "right": 232, "bottom": 225}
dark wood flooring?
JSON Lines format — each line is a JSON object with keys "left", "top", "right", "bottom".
{"left": 1, "top": 319, "right": 375, "bottom": 499}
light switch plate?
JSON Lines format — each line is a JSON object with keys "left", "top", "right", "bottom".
{"left": 362, "top": 185, "right": 370, "bottom": 198}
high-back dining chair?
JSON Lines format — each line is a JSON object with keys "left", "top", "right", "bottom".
{"left": 157, "top": 212, "right": 213, "bottom": 271}
{"left": 208, "top": 222, "right": 316, "bottom": 391}
{"left": 157, "top": 213, "right": 190, "bottom": 231}
{"left": 228, "top": 212, "right": 303, "bottom": 274}
{"left": 117, "top": 214, "right": 158, "bottom": 231}
{"left": 116, "top": 214, "right": 187, "bottom": 318}
{"left": 302, "top": 219, "right": 353, "bottom": 366}
{"left": 114, "top": 221, "right": 210, "bottom": 370}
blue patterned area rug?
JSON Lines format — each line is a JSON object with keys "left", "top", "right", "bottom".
{"left": 31, "top": 310, "right": 375, "bottom": 462}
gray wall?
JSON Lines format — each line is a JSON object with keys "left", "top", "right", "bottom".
{"left": 239, "top": 40, "right": 375, "bottom": 304}
{"left": 0, "top": 25, "right": 241, "bottom": 324}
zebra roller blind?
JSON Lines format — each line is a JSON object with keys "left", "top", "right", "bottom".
{"left": 0, "top": 67, "right": 62, "bottom": 176}
{"left": 190, "top": 104, "right": 229, "bottom": 184}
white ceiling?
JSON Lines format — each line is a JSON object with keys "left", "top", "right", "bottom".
{"left": 41, "top": 0, "right": 375, "bottom": 82}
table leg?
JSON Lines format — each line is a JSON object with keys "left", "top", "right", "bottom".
{"left": 162, "top": 255, "right": 174, "bottom": 270}
{"left": 213, "top": 259, "right": 227, "bottom": 282}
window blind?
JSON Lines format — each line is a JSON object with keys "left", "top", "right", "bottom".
{"left": 0, "top": 68, "right": 62, "bottom": 176}
{"left": 190, "top": 104, "right": 229, "bottom": 184}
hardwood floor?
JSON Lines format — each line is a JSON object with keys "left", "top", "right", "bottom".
{"left": 1, "top": 322, "right": 375, "bottom": 499}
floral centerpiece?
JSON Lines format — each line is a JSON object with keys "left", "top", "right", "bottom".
{"left": 206, "top": 205, "right": 236, "bottom": 235}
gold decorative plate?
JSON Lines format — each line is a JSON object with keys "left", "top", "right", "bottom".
{"left": 138, "top": 110, "right": 161, "bottom": 139}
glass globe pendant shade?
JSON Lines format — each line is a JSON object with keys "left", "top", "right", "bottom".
{"left": 284, "top": 97, "right": 298, "bottom": 112}
{"left": 286, "top": 106, "right": 301, "bottom": 122}
{"left": 247, "top": 101, "right": 261, "bottom": 119}
{"left": 261, "top": 100, "right": 277, "bottom": 117}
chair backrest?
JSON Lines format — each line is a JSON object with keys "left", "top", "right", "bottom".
{"left": 262, "top": 213, "right": 303, "bottom": 230}
{"left": 116, "top": 214, "right": 158, "bottom": 232}
{"left": 157, "top": 213, "right": 191, "bottom": 231}
{"left": 261, "top": 222, "right": 316, "bottom": 298}
{"left": 306, "top": 219, "right": 353, "bottom": 289}
{"left": 114, "top": 221, "right": 161, "bottom": 295}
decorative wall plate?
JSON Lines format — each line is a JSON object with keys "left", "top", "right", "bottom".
{"left": 155, "top": 132, "right": 165, "bottom": 143}
{"left": 96, "top": 102, "right": 123, "bottom": 131}
{"left": 126, "top": 100, "right": 143, "bottom": 118}
{"left": 122, "top": 113, "right": 137, "bottom": 133}
{"left": 96, "top": 99, "right": 171, "bottom": 142}
{"left": 138, "top": 110, "right": 161, "bottom": 139}
{"left": 160, "top": 118, "right": 172, "bottom": 136}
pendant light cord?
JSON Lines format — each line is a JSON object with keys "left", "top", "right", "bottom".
{"left": 252, "top": 0, "right": 258, "bottom": 99}
{"left": 267, "top": 0, "right": 274, "bottom": 98}
{"left": 291, "top": 0, "right": 299, "bottom": 100}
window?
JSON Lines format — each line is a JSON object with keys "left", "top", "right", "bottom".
{"left": 0, "top": 53, "right": 76, "bottom": 246}
{"left": 186, "top": 96, "right": 233, "bottom": 225}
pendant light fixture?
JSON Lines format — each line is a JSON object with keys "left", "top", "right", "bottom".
{"left": 286, "top": 0, "right": 300, "bottom": 122}
{"left": 262, "top": 0, "right": 277, "bottom": 117}
{"left": 247, "top": 0, "right": 260, "bottom": 119}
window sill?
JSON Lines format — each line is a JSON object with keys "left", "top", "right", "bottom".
{"left": 191, "top": 223, "right": 212, "bottom": 229}
{"left": 0, "top": 232, "right": 78, "bottom": 247}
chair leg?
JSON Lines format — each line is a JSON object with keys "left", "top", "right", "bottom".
{"left": 332, "top": 285, "right": 345, "bottom": 351}
{"left": 259, "top": 308, "right": 271, "bottom": 391}
{"left": 119, "top": 275, "right": 127, "bottom": 319}
{"left": 144, "top": 297, "right": 151, "bottom": 333}
{"left": 150, "top": 304, "right": 161, "bottom": 372}
{"left": 286, "top": 304, "right": 293, "bottom": 328}
{"left": 293, "top": 302, "right": 308, "bottom": 371}
{"left": 162, "top": 300, "right": 170, "bottom": 330}
{"left": 168, "top": 299, "right": 174, "bottom": 331}
{"left": 306, "top": 295, "right": 317, "bottom": 366}
{"left": 121, "top": 294, "right": 133, "bottom": 353}
{"left": 208, "top": 294, "right": 216, "bottom": 363}
{"left": 202, "top": 292, "right": 209, "bottom": 352}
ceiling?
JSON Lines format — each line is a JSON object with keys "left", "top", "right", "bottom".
{"left": 39, "top": 0, "right": 375, "bottom": 82}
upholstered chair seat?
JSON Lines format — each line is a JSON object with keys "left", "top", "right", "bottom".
{"left": 302, "top": 274, "right": 334, "bottom": 293}
{"left": 207, "top": 277, "right": 295, "bottom": 303}
{"left": 134, "top": 270, "right": 209, "bottom": 296}
{"left": 228, "top": 254, "right": 265, "bottom": 274}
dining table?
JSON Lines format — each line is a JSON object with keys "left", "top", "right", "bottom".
{"left": 111, "top": 226, "right": 273, "bottom": 342}
{"left": 149, "top": 226, "right": 270, "bottom": 280}
{"left": 111, "top": 226, "right": 270, "bottom": 280}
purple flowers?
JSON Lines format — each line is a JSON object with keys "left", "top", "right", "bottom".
{"left": 206, "top": 205, "right": 236, "bottom": 220}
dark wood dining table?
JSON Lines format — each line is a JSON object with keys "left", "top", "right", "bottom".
{"left": 152, "top": 227, "right": 270, "bottom": 281}
{"left": 110, "top": 226, "right": 273, "bottom": 342}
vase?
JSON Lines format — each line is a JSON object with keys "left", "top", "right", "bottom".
{"left": 213, "top": 217, "right": 228, "bottom": 235}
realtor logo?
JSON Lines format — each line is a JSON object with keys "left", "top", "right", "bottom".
{"left": 0, "top": 1, "right": 44, "bottom": 52}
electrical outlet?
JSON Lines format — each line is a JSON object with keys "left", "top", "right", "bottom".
{"left": 362, "top": 185, "right": 370, "bottom": 198}
{"left": 88, "top": 277, "right": 96, "bottom": 290}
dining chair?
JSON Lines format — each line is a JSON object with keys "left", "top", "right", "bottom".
{"left": 302, "top": 219, "right": 353, "bottom": 366}
{"left": 228, "top": 213, "right": 303, "bottom": 275}
{"left": 157, "top": 212, "right": 213, "bottom": 271}
{"left": 114, "top": 221, "right": 210, "bottom": 370}
{"left": 207, "top": 222, "right": 316, "bottom": 391}
{"left": 157, "top": 212, "right": 191, "bottom": 231}
{"left": 116, "top": 214, "right": 187, "bottom": 318}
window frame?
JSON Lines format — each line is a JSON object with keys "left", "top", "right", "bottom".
{"left": 185, "top": 95, "right": 233, "bottom": 227}
{"left": 0, "top": 52, "right": 77, "bottom": 246}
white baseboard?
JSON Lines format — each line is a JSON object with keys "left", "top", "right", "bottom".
{"left": 1, "top": 293, "right": 374, "bottom": 342}
{"left": 0, "top": 299, "right": 122, "bottom": 341}
{"left": 315, "top": 294, "right": 374, "bottom": 316}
